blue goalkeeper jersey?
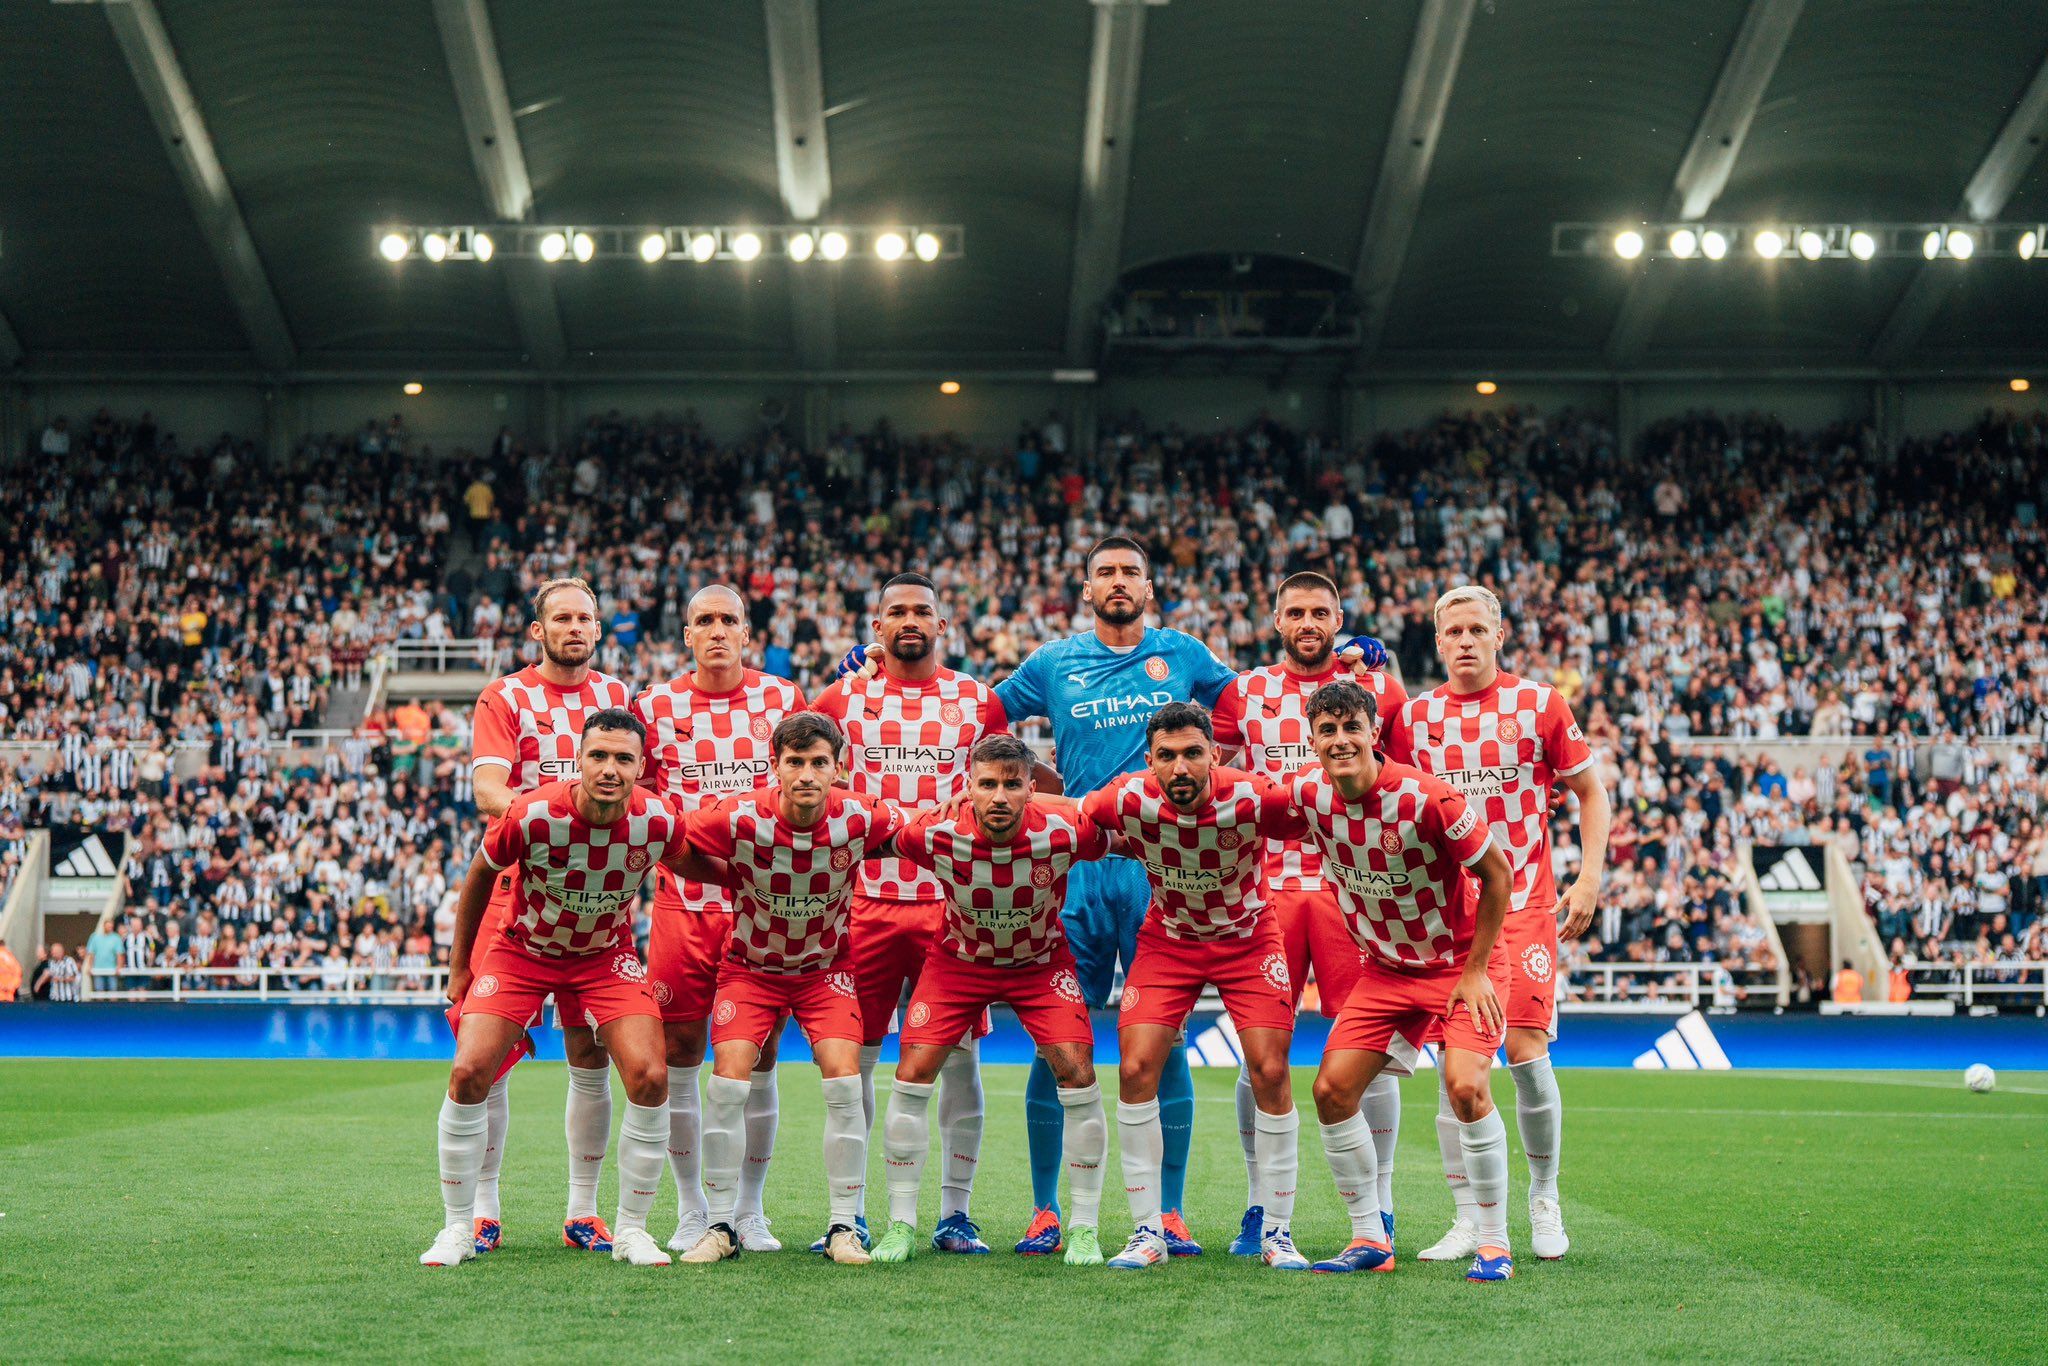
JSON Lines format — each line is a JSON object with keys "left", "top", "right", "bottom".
{"left": 994, "top": 627, "right": 1237, "bottom": 798}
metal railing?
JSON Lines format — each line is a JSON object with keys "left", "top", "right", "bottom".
{"left": 80, "top": 964, "right": 452, "bottom": 1004}
{"left": 1906, "top": 960, "right": 2048, "bottom": 1007}
{"left": 1561, "top": 961, "right": 1775, "bottom": 1008}
{"left": 384, "top": 639, "right": 493, "bottom": 673}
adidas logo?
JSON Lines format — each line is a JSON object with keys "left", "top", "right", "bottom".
{"left": 1186, "top": 1012, "right": 1244, "bottom": 1067}
{"left": 1631, "top": 1010, "right": 1731, "bottom": 1070}
{"left": 54, "top": 836, "right": 118, "bottom": 878}
{"left": 1757, "top": 849, "right": 1821, "bottom": 892}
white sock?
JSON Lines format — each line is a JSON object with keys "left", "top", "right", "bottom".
{"left": 437, "top": 1096, "right": 489, "bottom": 1228}
{"left": 700, "top": 1074, "right": 749, "bottom": 1227}
{"left": 883, "top": 1078, "right": 935, "bottom": 1227}
{"left": 1436, "top": 1071, "right": 1476, "bottom": 1224}
{"left": 1459, "top": 1107, "right": 1510, "bottom": 1251}
{"left": 564, "top": 1064, "right": 612, "bottom": 1222}
{"left": 667, "top": 1064, "right": 705, "bottom": 1220}
{"left": 615, "top": 1100, "right": 668, "bottom": 1235}
{"left": 1510, "top": 1054, "right": 1562, "bottom": 1201}
{"left": 1058, "top": 1083, "right": 1106, "bottom": 1230}
{"left": 1364, "top": 1072, "right": 1401, "bottom": 1222}
{"left": 936, "top": 1041, "right": 984, "bottom": 1220}
{"left": 855, "top": 1044, "right": 882, "bottom": 1220}
{"left": 821, "top": 1074, "right": 868, "bottom": 1227}
{"left": 1117, "top": 1098, "right": 1163, "bottom": 1232}
{"left": 1320, "top": 1110, "right": 1382, "bottom": 1241}
{"left": 738, "top": 1067, "right": 778, "bottom": 1219}
{"left": 473, "top": 1076, "right": 508, "bottom": 1222}
{"left": 1254, "top": 1107, "right": 1300, "bottom": 1235}
{"left": 1235, "top": 1064, "right": 1260, "bottom": 1208}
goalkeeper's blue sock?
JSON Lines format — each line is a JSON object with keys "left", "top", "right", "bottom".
{"left": 1158, "top": 1041, "right": 1194, "bottom": 1212}
{"left": 1025, "top": 1054, "right": 1064, "bottom": 1216}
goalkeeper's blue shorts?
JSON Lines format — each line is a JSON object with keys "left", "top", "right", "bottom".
{"left": 1061, "top": 854, "right": 1154, "bottom": 1009}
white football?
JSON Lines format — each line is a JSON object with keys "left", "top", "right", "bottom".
{"left": 1964, "top": 1063, "right": 1996, "bottom": 1093}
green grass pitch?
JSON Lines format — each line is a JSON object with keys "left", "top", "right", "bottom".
{"left": 3, "top": 1061, "right": 2042, "bottom": 1363}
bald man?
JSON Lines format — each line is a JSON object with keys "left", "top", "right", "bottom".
{"left": 632, "top": 585, "right": 810, "bottom": 1253}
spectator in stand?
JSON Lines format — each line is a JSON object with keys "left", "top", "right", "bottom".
{"left": 0, "top": 938, "right": 19, "bottom": 1002}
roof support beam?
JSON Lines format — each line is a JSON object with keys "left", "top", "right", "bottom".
{"left": 102, "top": 0, "right": 295, "bottom": 373}
{"left": 763, "top": 0, "right": 835, "bottom": 368}
{"left": 1063, "top": 0, "right": 1155, "bottom": 367}
{"left": 1352, "top": 0, "right": 1476, "bottom": 359}
{"left": 1872, "top": 49, "right": 2048, "bottom": 366}
{"left": 1604, "top": 0, "right": 1804, "bottom": 367}
{"left": 432, "top": 0, "right": 567, "bottom": 369}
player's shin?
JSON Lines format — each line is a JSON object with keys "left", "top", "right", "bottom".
{"left": 700, "top": 1074, "right": 750, "bottom": 1227}
{"left": 668, "top": 1064, "right": 706, "bottom": 1219}
{"left": 1057, "top": 1083, "right": 1107, "bottom": 1229}
{"left": 1364, "top": 1072, "right": 1401, "bottom": 1227}
{"left": 937, "top": 1040, "right": 984, "bottom": 1220}
{"left": 1319, "top": 1111, "right": 1383, "bottom": 1240}
{"left": 1509, "top": 1053, "right": 1562, "bottom": 1201}
{"left": 1436, "top": 1071, "right": 1475, "bottom": 1221}
{"left": 1254, "top": 1107, "right": 1301, "bottom": 1235}
{"left": 1458, "top": 1107, "right": 1511, "bottom": 1252}
{"left": 1157, "top": 1044, "right": 1194, "bottom": 1212}
{"left": 1235, "top": 1064, "right": 1260, "bottom": 1209}
{"left": 855, "top": 1043, "right": 882, "bottom": 1220}
{"left": 615, "top": 1101, "right": 667, "bottom": 1235}
{"left": 437, "top": 1096, "right": 490, "bottom": 1229}
{"left": 883, "top": 1079, "right": 935, "bottom": 1227}
{"left": 738, "top": 1067, "right": 778, "bottom": 1218}
{"left": 474, "top": 1077, "right": 509, "bottom": 1222}
{"left": 564, "top": 1065, "right": 612, "bottom": 1221}
{"left": 1116, "top": 1098, "right": 1165, "bottom": 1232}
{"left": 820, "top": 1075, "right": 868, "bottom": 1227}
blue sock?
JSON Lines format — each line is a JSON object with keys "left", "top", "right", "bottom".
{"left": 1025, "top": 1055, "right": 1064, "bottom": 1215}
{"left": 1158, "top": 1042, "right": 1194, "bottom": 1213}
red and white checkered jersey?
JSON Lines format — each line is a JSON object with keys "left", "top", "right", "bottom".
{"left": 633, "top": 669, "right": 806, "bottom": 914}
{"left": 1400, "top": 671, "right": 1593, "bottom": 914}
{"left": 472, "top": 665, "right": 634, "bottom": 793}
{"left": 1080, "top": 766, "right": 1300, "bottom": 941}
{"left": 810, "top": 668, "right": 1009, "bottom": 902}
{"left": 685, "top": 787, "right": 904, "bottom": 973}
{"left": 1289, "top": 762, "right": 1495, "bottom": 969}
{"left": 479, "top": 783, "right": 682, "bottom": 958}
{"left": 1210, "top": 662, "right": 1412, "bottom": 891}
{"left": 894, "top": 803, "right": 1112, "bottom": 966}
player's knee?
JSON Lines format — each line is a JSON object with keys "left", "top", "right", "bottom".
{"left": 1310, "top": 1071, "right": 1356, "bottom": 1124}
{"left": 1245, "top": 1051, "right": 1291, "bottom": 1102}
{"left": 448, "top": 1059, "right": 493, "bottom": 1104}
{"left": 618, "top": 1056, "right": 668, "bottom": 1106}
{"left": 664, "top": 1024, "right": 707, "bottom": 1068}
{"left": 1117, "top": 1052, "right": 1159, "bottom": 1099}
{"left": 1444, "top": 1073, "right": 1491, "bottom": 1120}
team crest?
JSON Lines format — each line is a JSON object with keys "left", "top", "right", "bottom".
{"left": 714, "top": 999, "right": 737, "bottom": 1025}
{"left": 1144, "top": 656, "right": 1169, "bottom": 681}
{"left": 1522, "top": 943, "right": 1553, "bottom": 982}
{"left": 1120, "top": 983, "right": 1140, "bottom": 1010}
{"left": 1380, "top": 829, "right": 1403, "bottom": 856}
{"left": 625, "top": 848, "right": 651, "bottom": 872}
{"left": 940, "top": 702, "right": 964, "bottom": 725}
{"left": 1260, "top": 953, "right": 1291, "bottom": 991}
{"left": 750, "top": 715, "right": 773, "bottom": 740}
{"left": 908, "top": 1001, "right": 932, "bottom": 1029}
{"left": 613, "top": 953, "right": 647, "bottom": 983}
{"left": 1498, "top": 718, "right": 1522, "bottom": 743}
{"left": 827, "top": 971, "right": 858, "bottom": 998}
{"left": 472, "top": 974, "right": 500, "bottom": 998}
{"left": 1053, "top": 970, "right": 1084, "bottom": 1003}
{"left": 1031, "top": 864, "right": 1056, "bottom": 888}
{"left": 651, "top": 981, "right": 673, "bottom": 1007}
{"left": 830, "top": 846, "right": 855, "bottom": 870}
{"left": 1219, "top": 829, "right": 1242, "bottom": 849}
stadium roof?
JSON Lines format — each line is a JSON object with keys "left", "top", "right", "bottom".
{"left": 6, "top": 0, "right": 2048, "bottom": 382}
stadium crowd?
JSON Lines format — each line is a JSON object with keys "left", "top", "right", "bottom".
{"left": 8, "top": 401, "right": 2047, "bottom": 1001}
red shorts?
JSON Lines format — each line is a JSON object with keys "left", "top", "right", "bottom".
{"left": 1117, "top": 916, "right": 1295, "bottom": 1036}
{"left": 1272, "top": 885, "right": 1365, "bottom": 1020}
{"left": 472, "top": 897, "right": 592, "bottom": 1027}
{"left": 848, "top": 895, "right": 945, "bottom": 1041}
{"left": 710, "top": 958, "right": 864, "bottom": 1052}
{"left": 1329, "top": 953, "right": 1512, "bottom": 1076}
{"left": 1498, "top": 907, "right": 1561, "bottom": 1037}
{"left": 903, "top": 945, "right": 1095, "bottom": 1052}
{"left": 463, "top": 934, "right": 659, "bottom": 1032}
{"left": 444, "top": 1000, "right": 534, "bottom": 1082}
{"left": 646, "top": 871, "right": 734, "bottom": 1024}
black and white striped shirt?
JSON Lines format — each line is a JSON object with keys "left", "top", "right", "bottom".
{"left": 47, "top": 957, "right": 82, "bottom": 1002}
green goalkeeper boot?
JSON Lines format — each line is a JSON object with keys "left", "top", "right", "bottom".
{"left": 872, "top": 1221, "right": 917, "bottom": 1264}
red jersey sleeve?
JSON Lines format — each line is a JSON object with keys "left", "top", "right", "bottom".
{"left": 809, "top": 680, "right": 848, "bottom": 723}
{"left": 1427, "top": 784, "right": 1494, "bottom": 868}
{"left": 981, "top": 690, "right": 1011, "bottom": 736}
{"left": 1079, "top": 782, "right": 1121, "bottom": 833}
{"left": 1542, "top": 690, "right": 1594, "bottom": 779}
{"left": 859, "top": 792, "right": 907, "bottom": 852}
{"left": 629, "top": 689, "right": 665, "bottom": 792}
{"left": 1254, "top": 776, "right": 1308, "bottom": 841}
{"left": 471, "top": 687, "right": 518, "bottom": 773}
{"left": 1072, "top": 810, "right": 1113, "bottom": 862}
{"left": 1207, "top": 676, "right": 1246, "bottom": 749}
{"left": 892, "top": 808, "right": 938, "bottom": 869}
{"left": 686, "top": 799, "right": 739, "bottom": 860}
{"left": 1376, "top": 676, "right": 1414, "bottom": 765}
{"left": 479, "top": 797, "right": 531, "bottom": 869}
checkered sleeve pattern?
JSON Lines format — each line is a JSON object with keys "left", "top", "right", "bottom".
{"left": 813, "top": 669, "right": 998, "bottom": 902}
{"left": 1290, "top": 764, "right": 1496, "bottom": 969}
{"left": 709, "top": 789, "right": 894, "bottom": 973}
{"left": 499, "top": 785, "right": 682, "bottom": 957}
{"left": 473, "top": 666, "right": 634, "bottom": 794}
{"left": 1101, "top": 766, "right": 1274, "bottom": 941}
{"left": 910, "top": 806, "right": 1110, "bottom": 966}
{"left": 633, "top": 670, "right": 806, "bottom": 912}
{"left": 1400, "top": 671, "right": 1591, "bottom": 914}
